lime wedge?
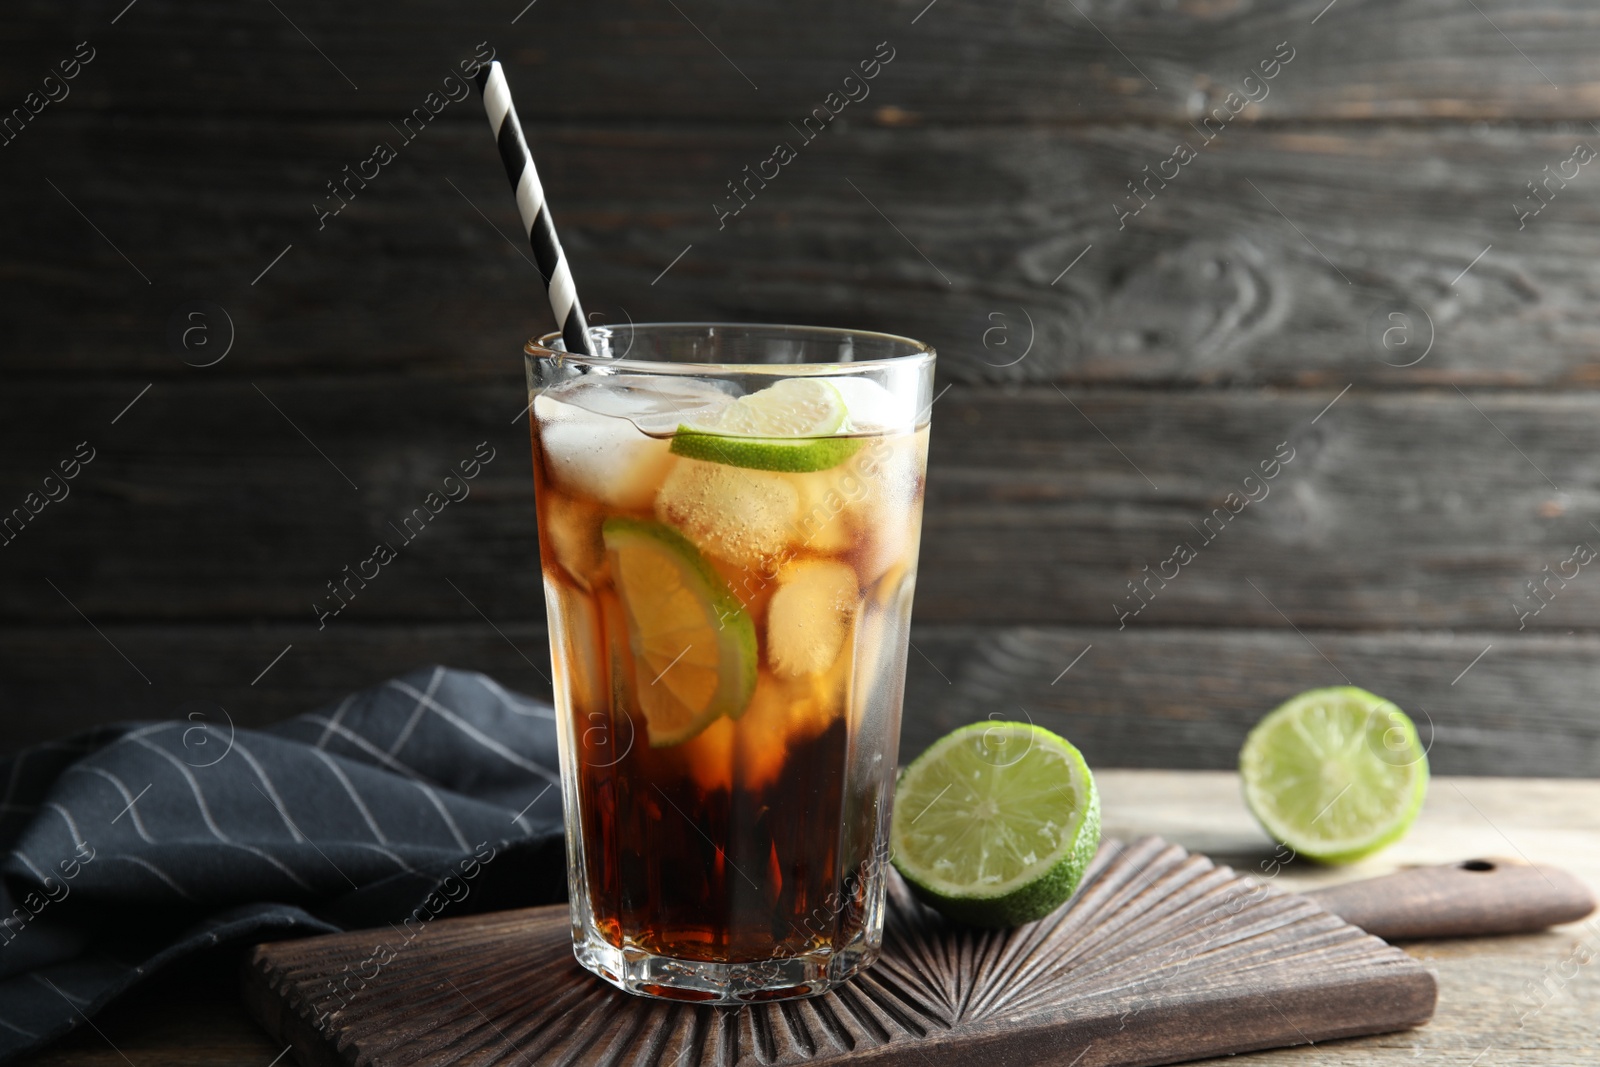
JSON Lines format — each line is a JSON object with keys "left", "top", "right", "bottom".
{"left": 1239, "top": 686, "right": 1428, "bottom": 865}
{"left": 891, "top": 722, "right": 1100, "bottom": 928}
{"left": 601, "top": 518, "right": 757, "bottom": 746}
{"left": 670, "top": 378, "right": 863, "bottom": 473}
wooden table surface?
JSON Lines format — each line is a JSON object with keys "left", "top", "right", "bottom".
{"left": 31, "top": 771, "right": 1599, "bottom": 1067}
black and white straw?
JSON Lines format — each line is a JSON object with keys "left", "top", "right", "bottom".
{"left": 474, "top": 60, "right": 596, "bottom": 356}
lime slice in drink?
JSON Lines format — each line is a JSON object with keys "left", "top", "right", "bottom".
{"left": 602, "top": 518, "right": 757, "bottom": 746}
{"left": 670, "top": 378, "right": 863, "bottom": 473}
{"left": 1239, "top": 686, "right": 1429, "bottom": 865}
{"left": 891, "top": 722, "right": 1101, "bottom": 928}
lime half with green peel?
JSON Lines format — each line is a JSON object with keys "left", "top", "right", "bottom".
{"left": 601, "top": 518, "right": 756, "bottom": 746}
{"left": 1240, "top": 686, "right": 1429, "bottom": 865}
{"left": 671, "top": 378, "right": 863, "bottom": 473}
{"left": 891, "top": 722, "right": 1101, "bottom": 928}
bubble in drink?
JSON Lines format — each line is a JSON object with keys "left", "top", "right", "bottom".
{"left": 654, "top": 461, "right": 801, "bottom": 569}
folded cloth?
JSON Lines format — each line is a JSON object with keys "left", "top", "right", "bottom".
{"left": 0, "top": 666, "right": 566, "bottom": 1063}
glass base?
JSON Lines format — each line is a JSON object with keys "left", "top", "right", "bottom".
{"left": 572, "top": 929, "right": 879, "bottom": 1004}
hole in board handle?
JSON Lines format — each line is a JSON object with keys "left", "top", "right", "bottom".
{"left": 1459, "top": 860, "right": 1496, "bottom": 872}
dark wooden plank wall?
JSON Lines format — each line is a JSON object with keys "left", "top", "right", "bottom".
{"left": 2, "top": 1, "right": 1598, "bottom": 775}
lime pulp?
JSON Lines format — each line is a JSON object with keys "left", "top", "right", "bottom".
{"left": 1239, "top": 686, "right": 1429, "bottom": 865}
{"left": 601, "top": 517, "right": 757, "bottom": 746}
{"left": 891, "top": 722, "right": 1101, "bottom": 928}
{"left": 670, "top": 378, "right": 863, "bottom": 473}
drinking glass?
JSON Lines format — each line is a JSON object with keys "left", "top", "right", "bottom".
{"left": 526, "top": 323, "right": 934, "bottom": 1002}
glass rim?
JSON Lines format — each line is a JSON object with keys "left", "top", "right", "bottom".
{"left": 525, "top": 321, "right": 936, "bottom": 375}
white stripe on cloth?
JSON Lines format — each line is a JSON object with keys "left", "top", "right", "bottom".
{"left": 69, "top": 766, "right": 156, "bottom": 844}
{"left": 44, "top": 802, "right": 86, "bottom": 851}
{"left": 231, "top": 739, "right": 304, "bottom": 843}
{"left": 314, "top": 693, "right": 355, "bottom": 750}
{"left": 299, "top": 716, "right": 440, "bottom": 786}
{"left": 476, "top": 675, "right": 555, "bottom": 719}
{"left": 130, "top": 737, "right": 228, "bottom": 842}
{"left": 309, "top": 747, "right": 388, "bottom": 844}
{"left": 104, "top": 853, "right": 195, "bottom": 902}
{"left": 122, "top": 721, "right": 186, "bottom": 742}
{"left": 349, "top": 841, "right": 417, "bottom": 876}
{"left": 385, "top": 679, "right": 560, "bottom": 785}
{"left": 412, "top": 781, "right": 471, "bottom": 852}
{"left": 388, "top": 666, "right": 445, "bottom": 757}
{"left": 128, "top": 737, "right": 312, "bottom": 892}
{"left": 215, "top": 841, "right": 313, "bottom": 893}
{"left": 12, "top": 851, "right": 48, "bottom": 882}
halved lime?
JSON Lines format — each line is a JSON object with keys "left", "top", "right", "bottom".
{"left": 891, "top": 722, "right": 1100, "bottom": 928}
{"left": 670, "top": 378, "right": 863, "bottom": 473}
{"left": 1239, "top": 687, "right": 1428, "bottom": 865}
{"left": 601, "top": 518, "right": 757, "bottom": 746}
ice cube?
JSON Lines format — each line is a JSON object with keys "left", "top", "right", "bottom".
{"left": 654, "top": 459, "right": 800, "bottom": 569}
{"left": 540, "top": 492, "right": 604, "bottom": 587}
{"left": 736, "top": 665, "right": 848, "bottom": 791}
{"left": 789, "top": 470, "right": 858, "bottom": 554}
{"left": 847, "top": 426, "right": 928, "bottom": 583}
{"left": 534, "top": 376, "right": 733, "bottom": 509}
{"left": 819, "top": 376, "right": 916, "bottom": 432}
{"left": 766, "top": 559, "right": 860, "bottom": 678}
{"left": 683, "top": 715, "right": 735, "bottom": 794}
{"left": 545, "top": 580, "right": 606, "bottom": 718}
{"left": 548, "top": 375, "right": 733, "bottom": 434}
{"left": 533, "top": 395, "right": 672, "bottom": 511}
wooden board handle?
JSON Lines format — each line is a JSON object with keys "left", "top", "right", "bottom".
{"left": 1303, "top": 858, "right": 1596, "bottom": 940}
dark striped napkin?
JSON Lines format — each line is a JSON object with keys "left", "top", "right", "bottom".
{"left": 0, "top": 667, "right": 566, "bottom": 1063}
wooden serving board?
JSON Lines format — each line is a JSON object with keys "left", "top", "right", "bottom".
{"left": 242, "top": 836, "right": 1436, "bottom": 1067}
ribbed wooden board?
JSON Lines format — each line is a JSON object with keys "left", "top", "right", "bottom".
{"left": 242, "top": 837, "right": 1435, "bottom": 1067}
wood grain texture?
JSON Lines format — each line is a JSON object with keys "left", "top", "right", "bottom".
{"left": 4, "top": 1, "right": 1599, "bottom": 122}
{"left": 4, "top": 1, "right": 1599, "bottom": 773}
{"left": 898, "top": 626, "right": 1600, "bottom": 777}
{"left": 5, "top": 623, "right": 1600, "bottom": 777}
{"left": 4, "top": 383, "right": 1598, "bottom": 630}
{"left": 1304, "top": 860, "right": 1596, "bottom": 941}
{"left": 29, "top": 773, "right": 1600, "bottom": 1067}
{"left": 240, "top": 836, "right": 1436, "bottom": 1067}
{"left": 5, "top": 119, "right": 1600, "bottom": 386}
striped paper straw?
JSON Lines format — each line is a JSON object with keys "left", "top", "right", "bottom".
{"left": 475, "top": 60, "right": 596, "bottom": 356}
